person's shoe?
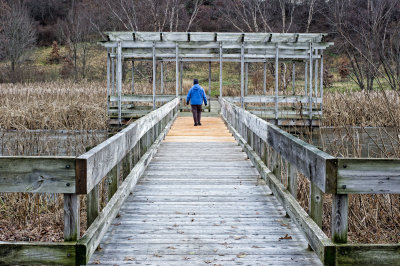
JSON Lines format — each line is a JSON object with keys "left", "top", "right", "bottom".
{"left": 198, "top": 122, "right": 202, "bottom": 126}
{"left": 194, "top": 123, "right": 198, "bottom": 126}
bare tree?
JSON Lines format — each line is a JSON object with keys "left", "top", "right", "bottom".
{"left": 0, "top": 0, "right": 36, "bottom": 73}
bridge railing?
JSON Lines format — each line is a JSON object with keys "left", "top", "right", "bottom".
{"left": 0, "top": 98, "right": 180, "bottom": 265}
{"left": 220, "top": 97, "right": 400, "bottom": 266}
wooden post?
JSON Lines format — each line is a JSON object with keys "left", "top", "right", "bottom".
{"left": 123, "top": 152, "right": 131, "bottom": 180}
{"left": 111, "top": 47, "right": 115, "bottom": 97}
{"left": 309, "top": 183, "right": 323, "bottom": 228}
{"left": 108, "top": 164, "right": 119, "bottom": 200}
{"left": 304, "top": 61, "right": 308, "bottom": 98}
{"left": 292, "top": 62, "right": 295, "bottom": 95}
{"left": 309, "top": 43, "right": 313, "bottom": 120}
{"left": 320, "top": 51, "right": 324, "bottom": 113}
{"left": 263, "top": 61, "right": 267, "bottom": 95}
{"left": 152, "top": 42, "right": 156, "bottom": 110}
{"left": 240, "top": 43, "right": 245, "bottom": 108}
{"left": 332, "top": 194, "right": 348, "bottom": 243}
{"left": 86, "top": 184, "right": 99, "bottom": 228}
{"left": 287, "top": 163, "right": 297, "bottom": 199}
{"left": 271, "top": 149, "right": 281, "bottom": 179}
{"left": 160, "top": 61, "right": 164, "bottom": 94}
{"left": 245, "top": 62, "right": 249, "bottom": 96}
{"left": 274, "top": 44, "right": 279, "bottom": 120}
{"left": 131, "top": 60, "right": 135, "bottom": 94}
{"left": 117, "top": 42, "right": 122, "bottom": 125}
{"left": 175, "top": 43, "right": 179, "bottom": 97}
{"left": 208, "top": 61, "right": 211, "bottom": 99}
{"left": 314, "top": 49, "right": 318, "bottom": 100}
{"left": 64, "top": 194, "right": 80, "bottom": 241}
{"left": 106, "top": 48, "right": 111, "bottom": 112}
{"left": 219, "top": 42, "right": 223, "bottom": 98}
{"left": 180, "top": 61, "right": 183, "bottom": 97}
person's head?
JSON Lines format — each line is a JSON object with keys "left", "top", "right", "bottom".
{"left": 193, "top": 79, "right": 199, "bottom": 85}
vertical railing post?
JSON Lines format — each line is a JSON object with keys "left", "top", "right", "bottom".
{"left": 292, "top": 62, "right": 296, "bottom": 95}
{"left": 287, "top": 163, "right": 297, "bottom": 199}
{"left": 64, "top": 193, "right": 80, "bottom": 241}
{"left": 263, "top": 61, "right": 267, "bottom": 95}
{"left": 332, "top": 194, "right": 348, "bottom": 243}
{"left": 86, "top": 185, "right": 99, "bottom": 228}
{"left": 320, "top": 51, "right": 324, "bottom": 113}
{"left": 310, "top": 183, "right": 323, "bottom": 228}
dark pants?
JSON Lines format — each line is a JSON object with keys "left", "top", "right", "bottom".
{"left": 191, "top": 104, "right": 202, "bottom": 125}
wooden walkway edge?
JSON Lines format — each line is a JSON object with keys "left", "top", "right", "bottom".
{"left": 88, "top": 117, "right": 321, "bottom": 265}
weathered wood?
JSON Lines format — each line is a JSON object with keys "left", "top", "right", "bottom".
{"left": 76, "top": 98, "right": 179, "bottom": 194}
{"left": 219, "top": 42, "right": 223, "bottom": 97}
{"left": 220, "top": 98, "right": 336, "bottom": 193}
{"left": 287, "top": 163, "right": 298, "bottom": 199}
{"left": 0, "top": 242, "right": 77, "bottom": 265}
{"left": 335, "top": 244, "right": 400, "bottom": 265}
{"left": 275, "top": 43, "right": 279, "bottom": 120}
{"left": 108, "top": 164, "right": 118, "bottom": 200}
{"left": 86, "top": 184, "right": 99, "bottom": 228}
{"left": 223, "top": 95, "right": 322, "bottom": 104}
{"left": 337, "top": 158, "right": 400, "bottom": 194}
{"left": 309, "top": 43, "right": 313, "bottom": 120}
{"left": 117, "top": 41, "right": 122, "bottom": 124}
{"left": 77, "top": 112, "right": 177, "bottom": 265}
{"left": 152, "top": 41, "right": 156, "bottom": 110}
{"left": 240, "top": 43, "right": 244, "bottom": 108}
{"left": 0, "top": 157, "right": 76, "bottom": 193}
{"left": 331, "top": 193, "right": 348, "bottom": 244}
{"left": 266, "top": 124, "right": 336, "bottom": 193}
{"left": 263, "top": 61, "right": 267, "bottom": 95}
{"left": 64, "top": 193, "right": 80, "bottom": 242}
{"left": 310, "top": 182, "right": 323, "bottom": 228}
{"left": 89, "top": 116, "right": 321, "bottom": 265}
{"left": 221, "top": 114, "right": 335, "bottom": 265}
{"left": 106, "top": 49, "right": 110, "bottom": 111}
{"left": 160, "top": 61, "right": 164, "bottom": 94}
{"left": 175, "top": 43, "right": 179, "bottom": 97}
{"left": 131, "top": 60, "right": 135, "bottom": 94}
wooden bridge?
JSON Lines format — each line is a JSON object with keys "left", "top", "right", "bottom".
{"left": 1, "top": 98, "right": 400, "bottom": 265}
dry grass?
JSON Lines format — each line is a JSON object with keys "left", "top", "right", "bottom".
{"left": 0, "top": 81, "right": 108, "bottom": 130}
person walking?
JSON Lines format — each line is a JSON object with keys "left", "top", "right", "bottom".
{"left": 186, "top": 79, "right": 207, "bottom": 126}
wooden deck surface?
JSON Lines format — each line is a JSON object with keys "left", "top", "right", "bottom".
{"left": 88, "top": 116, "right": 321, "bottom": 265}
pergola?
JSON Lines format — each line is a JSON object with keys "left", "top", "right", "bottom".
{"left": 100, "top": 32, "right": 333, "bottom": 125}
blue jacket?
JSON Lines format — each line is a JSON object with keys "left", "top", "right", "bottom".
{"left": 186, "top": 84, "right": 207, "bottom": 105}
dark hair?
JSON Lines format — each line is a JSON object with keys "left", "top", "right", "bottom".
{"left": 193, "top": 79, "right": 199, "bottom": 84}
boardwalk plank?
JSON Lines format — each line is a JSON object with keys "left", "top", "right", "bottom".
{"left": 89, "top": 117, "right": 321, "bottom": 265}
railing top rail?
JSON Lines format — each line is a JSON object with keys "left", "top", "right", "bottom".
{"left": 76, "top": 98, "right": 180, "bottom": 194}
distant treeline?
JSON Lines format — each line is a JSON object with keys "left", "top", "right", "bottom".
{"left": 0, "top": 0, "right": 399, "bottom": 90}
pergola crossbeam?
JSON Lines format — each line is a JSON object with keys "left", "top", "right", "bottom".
{"left": 99, "top": 31, "right": 332, "bottom": 126}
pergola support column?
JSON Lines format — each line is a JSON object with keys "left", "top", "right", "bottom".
{"left": 240, "top": 43, "right": 244, "bottom": 108}
{"left": 175, "top": 43, "right": 179, "bottom": 97}
{"left": 274, "top": 44, "right": 279, "bottom": 120}
{"left": 208, "top": 61, "right": 211, "bottom": 99}
{"left": 219, "top": 42, "right": 223, "bottom": 98}
{"left": 106, "top": 48, "right": 110, "bottom": 112}
{"left": 117, "top": 42, "right": 122, "bottom": 124}
{"left": 263, "top": 61, "right": 267, "bottom": 95}
{"left": 160, "top": 61, "right": 164, "bottom": 94}
{"left": 309, "top": 43, "right": 313, "bottom": 120}
{"left": 320, "top": 51, "right": 324, "bottom": 112}
{"left": 152, "top": 42, "right": 156, "bottom": 110}
{"left": 131, "top": 60, "right": 135, "bottom": 94}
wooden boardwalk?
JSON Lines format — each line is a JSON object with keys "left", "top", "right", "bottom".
{"left": 88, "top": 117, "right": 321, "bottom": 265}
